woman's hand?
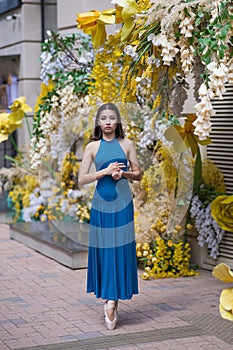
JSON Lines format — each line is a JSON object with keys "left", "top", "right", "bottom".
{"left": 105, "top": 162, "right": 125, "bottom": 176}
{"left": 112, "top": 169, "right": 124, "bottom": 180}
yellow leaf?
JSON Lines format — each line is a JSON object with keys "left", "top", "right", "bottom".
{"left": 9, "top": 110, "right": 25, "bottom": 123}
{"left": 197, "top": 136, "right": 212, "bottom": 146}
{"left": 92, "top": 23, "right": 107, "bottom": 48}
{"left": 186, "top": 134, "right": 198, "bottom": 157}
{"left": 212, "top": 263, "right": 233, "bottom": 283}
{"left": 220, "top": 288, "right": 233, "bottom": 311}
{"left": 0, "top": 133, "right": 9, "bottom": 143}
{"left": 164, "top": 125, "right": 187, "bottom": 153}
{"left": 98, "top": 13, "right": 115, "bottom": 25}
{"left": 121, "top": 0, "right": 137, "bottom": 20}
{"left": 219, "top": 303, "right": 233, "bottom": 321}
{"left": 76, "top": 10, "right": 100, "bottom": 28}
{"left": 121, "top": 18, "right": 135, "bottom": 41}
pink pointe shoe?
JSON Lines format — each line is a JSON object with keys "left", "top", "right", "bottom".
{"left": 104, "top": 300, "right": 118, "bottom": 330}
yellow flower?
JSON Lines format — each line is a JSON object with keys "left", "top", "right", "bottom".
{"left": 213, "top": 263, "right": 233, "bottom": 321}
{"left": 0, "top": 96, "right": 32, "bottom": 143}
{"left": 211, "top": 195, "right": 233, "bottom": 232}
{"left": 167, "top": 239, "right": 173, "bottom": 247}
{"left": 213, "top": 263, "right": 233, "bottom": 283}
{"left": 76, "top": 9, "right": 116, "bottom": 47}
{"left": 112, "top": 0, "right": 138, "bottom": 41}
{"left": 34, "top": 81, "right": 54, "bottom": 114}
{"left": 164, "top": 114, "right": 211, "bottom": 157}
{"left": 0, "top": 112, "right": 23, "bottom": 143}
{"left": 10, "top": 96, "right": 32, "bottom": 114}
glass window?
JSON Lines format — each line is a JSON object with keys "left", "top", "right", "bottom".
{"left": 0, "top": 0, "right": 21, "bottom": 15}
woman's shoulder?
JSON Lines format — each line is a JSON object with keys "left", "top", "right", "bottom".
{"left": 118, "top": 137, "right": 134, "bottom": 148}
{"left": 85, "top": 140, "right": 101, "bottom": 154}
{"left": 86, "top": 140, "right": 100, "bottom": 149}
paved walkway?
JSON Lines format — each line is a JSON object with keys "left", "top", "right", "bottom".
{"left": 1, "top": 223, "right": 233, "bottom": 350}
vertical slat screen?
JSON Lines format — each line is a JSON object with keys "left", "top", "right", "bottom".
{"left": 207, "top": 83, "right": 233, "bottom": 262}
{"left": 207, "top": 83, "right": 233, "bottom": 195}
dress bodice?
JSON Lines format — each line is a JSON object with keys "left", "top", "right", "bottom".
{"left": 92, "top": 138, "right": 132, "bottom": 208}
{"left": 94, "top": 138, "right": 127, "bottom": 171}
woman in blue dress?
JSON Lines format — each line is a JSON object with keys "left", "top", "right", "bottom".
{"left": 78, "top": 103, "right": 141, "bottom": 330}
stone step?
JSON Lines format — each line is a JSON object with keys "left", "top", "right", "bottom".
{"left": 9, "top": 221, "right": 89, "bottom": 269}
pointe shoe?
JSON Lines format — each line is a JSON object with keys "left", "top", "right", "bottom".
{"left": 104, "top": 300, "right": 118, "bottom": 330}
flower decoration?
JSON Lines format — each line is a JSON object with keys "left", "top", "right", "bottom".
{"left": 155, "top": 34, "right": 179, "bottom": 66}
{"left": 10, "top": 96, "right": 32, "bottom": 114}
{"left": 207, "top": 61, "right": 228, "bottom": 100}
{"left": 190, "top": 196, "right": 225, "bottom": 259}
{"left": 31, "top": 32, "right": 93, "bottom": 170}
{"left": 212, "top": 263, "right": 233, "bottom": 321}
{"left": 211, "top": 195, "right": 233, "bottom": 232}
{"left": 137, "top": 237, "right": 199, "bottom": 280}
{"left": 164, "top": 114, "right": 211, "bottom": 157}
{"left": 179, "top": 13, "right": 194, "bottom": 38}
{"left": 0, "top": 97, "right": 32, "bottom": 143}
{"left": 193, "top": 83, "right": 215, "bottom": 141}
{"left": 228, "top": 58, "right": 233, "bottom": 84}
{"left": 76, "top": 9, "right": 116, "bottom": 47}
{"left": 112, "top": 0, "right": 138, "bottom": 41}
{"left": 178, "top": 38, "right": 195, "bottom": 75}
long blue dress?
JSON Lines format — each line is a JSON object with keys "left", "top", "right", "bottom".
{"left": 87, "top": 138, "right": 139, "bottom": 300}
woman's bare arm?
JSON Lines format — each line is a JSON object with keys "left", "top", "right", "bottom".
{"left": 121, "top": 139, "right": 142, "bottom": 181}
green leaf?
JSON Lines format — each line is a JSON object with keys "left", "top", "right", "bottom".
{"left": 195, "top": 17, "right": 202, "bottom": 27}
{"left": 197, "top": 9, "right": 205, "bottom": 18}
{"left": 219, "top": 47, "right": 224, "bottom": 59}
{"left": 193, "top": 147, "right": 202, "bottom": 193}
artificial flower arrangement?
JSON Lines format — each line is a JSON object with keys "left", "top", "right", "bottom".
{"left": 75, "top": 0, "right": 232, "bottom": 279}
{"left": 77, "top": 0, "right": 233, "bottom": 140}
{"left": 7, "top": 151, "right": 93, "bottom": 223}
{"left": 31, "top": 30, "right": 94, "bottom": 171}
{"left": 3, "top": 31, "right": 95, "bottom": 224}
{"left": 3, "top": 0, "right": 231, "bottom": 280}
{"left": 130, "top": 113, "right": 199, "bottom": 279}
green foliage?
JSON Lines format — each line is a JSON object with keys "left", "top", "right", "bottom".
{"left": 32, "top": 30, "right": 94, "bottom": 143}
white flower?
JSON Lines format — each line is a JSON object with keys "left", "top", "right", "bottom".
{"left": 179, "top": 39, "right": 195, "bottom": 75}
{"left": 148, "top": 33, "right": 179, "bottom": 66}
{"left": 146, "top": 56, "right": 160, "bottom": 67}
{"left": 193, "top": 84, "right": 215, "bottom": 140}
{"left": 198, "top": 83, "right": 208, "bottom": 97}
{"left": 147, "top": 33, "right": 161, "bottom": 47}
{"left": 227, "top": 58, "right": 233, "bottom": 84}
{"left": 67, "top": 189, "right": 84, "bottom": 199}
{"left": 207, "top": 61, "right": 228, "bottom": 99}
{"left": 179, "top": 16, "right": 194, "bottom": 38}
{"left": 40, "top": 214, "right": 48, "bottom": 221}
{"left": 124, "top": 45, "right": 138, "bottom": 60}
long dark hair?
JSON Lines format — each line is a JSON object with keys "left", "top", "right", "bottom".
{"left": 93, "top": 103, "right": 125, "bottom": 141}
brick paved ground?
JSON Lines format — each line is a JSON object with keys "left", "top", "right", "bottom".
{"left": 1, "top": 223, "right": 233, "bottom": 350}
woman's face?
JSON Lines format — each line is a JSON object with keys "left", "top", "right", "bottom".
{"left": 98, "top": 109, "right": 118, "bottom": 135}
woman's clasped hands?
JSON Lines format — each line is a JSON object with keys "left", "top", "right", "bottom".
{"left": 106, "top": 162, "right": 125, "bottom": 180}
